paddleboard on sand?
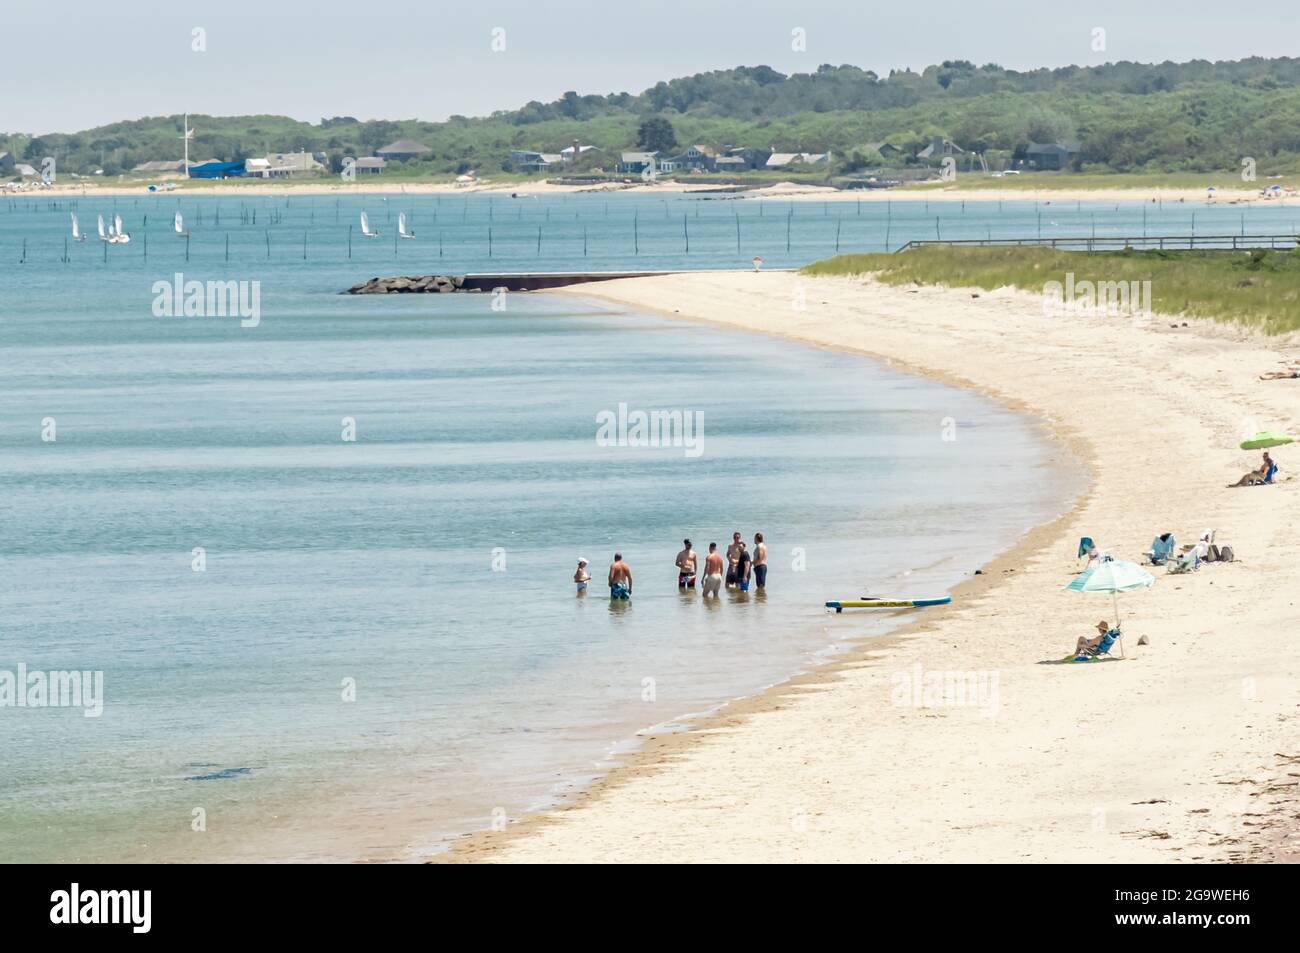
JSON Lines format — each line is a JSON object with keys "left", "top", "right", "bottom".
{"left": 825, "top": 597, "right": 952, "bottom": 613}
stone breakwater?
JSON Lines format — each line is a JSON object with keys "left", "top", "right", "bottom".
{"left": 344, "top": 275, "right": 465, "bottom": 294}
{"left": 342, "top": 271, "right": 689, "bottom": 295}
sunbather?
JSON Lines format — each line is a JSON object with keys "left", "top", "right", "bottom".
{"left": 1229, "top": 451, "right": 1276, "bottom": 487}
{"left": 1074, "top": 620, "right": 1118, "bottom": 659}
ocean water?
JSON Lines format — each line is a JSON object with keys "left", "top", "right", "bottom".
{"left": 0, "top": 194, "right": 1089, "bottom": 862}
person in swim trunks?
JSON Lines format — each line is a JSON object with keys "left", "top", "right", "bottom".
{"left": 735, "top": 542, "right": 752, "bottom": 591}
{"left": 752, "top": 533, "right": 768, "bottom": 589}
{"left": 675, "top": 538, "right": 698, "bottom": 589}
{"left": 608, "top": 552, "right": 632, "bottom": 600}
{"left": 725, "top": 532, "right": 743, "bottom": 588}
{"left": 574, "top": 558, "right": 591, "bottom": 593}
{"left": 701, "top": 543, "right": 724, "bottom": 597}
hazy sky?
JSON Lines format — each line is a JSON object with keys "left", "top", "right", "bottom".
{"left": 4, "top": 0, "right": 1295, "bottom": 133}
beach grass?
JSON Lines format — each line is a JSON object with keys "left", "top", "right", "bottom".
{"left": 899, "top": 171, "right": 1300, "bottom": 192}
{"left": 802, "top": 246, "right": 1300, "bottom": 334}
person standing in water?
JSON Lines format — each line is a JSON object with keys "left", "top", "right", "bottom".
{"left": 701, "top": 543, "right": 725, "bottom": 598}
{"left": 725, "top": 532, "right": 743, "bottom": 588}
{"left": 675, "top": 538, "right": 698, "bottom": 589}
{"left": 752, "top": 533, "right": 768, "bottom": 590}
{"left": 574, "top": 558, "right": 591, "bottom": 594}
{"left": 608, "top": 553, "right": 632, "bottom": 600}
{"left": 735, "top": 541, "right": 752, "bottom": 591}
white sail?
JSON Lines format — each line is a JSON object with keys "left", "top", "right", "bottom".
{"left": 360, "top": 210, "right": 371, "bottom": 235}
{"left": 113, "top": 213, "right": 130, "bottom": 244}
{"left": 398, "top": 212, "right": 415, "bottom": 238}
{"left": 114, "top": 214, "right": 123, "bottom": 234}
{"left": 71, "top": 212, "right": 82, "bottom": 240}
{"left": 97, "top": 214, "right": 106, "bottom": 240}
{"left": 174, "top": 211, "right": 184, "bottom": 234}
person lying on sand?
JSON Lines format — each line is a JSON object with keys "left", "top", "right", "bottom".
{"left": 1229, "top": 451, "right": 1276, "bottom": 487}
{"left": 1260, "top": 366, "right": 1300, "bottom": 380}
{"left": 1075, "top": 620, "right": 1115, "bottom": 658}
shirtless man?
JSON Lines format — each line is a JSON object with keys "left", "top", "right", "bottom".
{"left": 725, "top": 532, "right": 743, "bottom": 588}
{"left": 701, "top": 543, "right": 725, "bottom": 598}
{"left": 675, "top": 538, "right": 698, "bottom": 589}
{"left": 608, "top": 553, "right": 632, "bottom": 600}
{"left": 752, "top": 533, "right": 768, "bottom": 590}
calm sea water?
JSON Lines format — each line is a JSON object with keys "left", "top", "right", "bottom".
{"left": 0, "top": 193, "right": 1093, "bottom": 862}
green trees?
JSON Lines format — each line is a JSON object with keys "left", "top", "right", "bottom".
{"left": 636, "top": 117, "right": 678, "bottom": 153}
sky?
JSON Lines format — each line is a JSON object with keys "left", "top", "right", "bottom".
{"left": 3, "top": 0, "right": 1296, "bottom": 134}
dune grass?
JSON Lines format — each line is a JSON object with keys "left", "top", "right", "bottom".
{"left": 801, "top": 246, "right": 1300, "bottom": 334}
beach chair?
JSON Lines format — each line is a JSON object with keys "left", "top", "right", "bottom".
{"left": 1167, "top": 549, "right": 1200, "bottom": 574}
{"left": 1263, "top": 460, "right": 1279, "bottom": 484}
{"left": 1145, "top": 533, "right": 1176, "bottom": 565}
{"left": 1076, "top": 536, "right": 1096, "bottom": 567}
{"left": 1074, "top": 626, "right": 1124, "bottom": 661}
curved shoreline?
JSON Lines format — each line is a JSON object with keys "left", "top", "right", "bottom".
{"left": 440, "top": 270, "right": 1299, "bottom": 864}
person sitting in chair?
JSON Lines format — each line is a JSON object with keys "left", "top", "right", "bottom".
{"left": 1229, "top": 451, "right": 1277, "bottom": 487}
{"left": 1075, "top": 620, "right": 1117, "bottom": 659}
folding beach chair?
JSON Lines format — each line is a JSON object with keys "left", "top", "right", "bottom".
{"left": 1077, "top": 536, "right": 1096, "bottom": 567}
{"left": 1074, "top": 626, "right": 1124, "bottom": 661}
{"left": 1145, "top": 533, "right": 1176, "bottom": 565}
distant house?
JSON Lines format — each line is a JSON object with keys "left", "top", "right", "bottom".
{"left": 354, "top": 157, "right": 386, "bottom": 175}
{"left": 916, "top": 137, "right": 966, "bottom": 160}
{"left": 617, "top": 152, "right": 658, "bottom": 174}
{"left": 243, "top": 158, "right": 272, "bottom": 177}
{"left": 713, "top": 156, "right": 747, "bottom": 173}
{"left": 15, "top": 163, "right": 38, "bottom": 178}
{"left": 508, "top": 149, "right": 562, "bottom": 173}
{"left": 726, "top": 147, "right": 771, "bottom": 171}
{"left": 0, "top": 151, "right": 14, "bottom": 175}
{"left": 375, "top": 139, "right": 432, "bottom": 161}
{"left": 1025, "top": 141, "right": 1080, "bottom": 171}
{"left": 559, "top": 142, "right": 601, "bottom": 161}
{"left": 263, "top": 151, "right": 326, "bottom": 177}
{"left": 765, "top": 152, "right": 831, "bottom": 169}
{"left": 132, "top": 159, "right": 186, "bottom": 174}
{"left": 864, "top": 142, "right": 902, "bottom": 160}
{"left": 659, "top": 145, "right": 718, "bottom": 173}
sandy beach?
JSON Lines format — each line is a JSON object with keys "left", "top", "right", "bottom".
{"left": 444, "top": 269, "right": 1300, "bottom": 863}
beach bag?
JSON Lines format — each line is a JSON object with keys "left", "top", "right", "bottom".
{"left": 1218, "top": 545, "right": 1234, "bottom": 562}
{"left": 1205, "top": 545, "right": 1219, "bottom": 562}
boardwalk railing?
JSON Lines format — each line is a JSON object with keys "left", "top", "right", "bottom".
{"left": 896, "top": 233, "right": 1300, "bottom": 253}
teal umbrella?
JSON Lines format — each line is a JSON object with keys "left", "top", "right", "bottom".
{"left": 1064, "top": 557, "right": 1154, "bottom": 630}
{"left": 1240, "top": 431, "right": 1293, "bottom": 450}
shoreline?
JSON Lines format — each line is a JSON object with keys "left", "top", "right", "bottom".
{"left": 442, "top": 271, "right": 1300, "bottom": 863}
{"left": 20, "top": 179, "right": 1288, "bottom": 205}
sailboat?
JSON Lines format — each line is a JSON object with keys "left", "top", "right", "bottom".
{"left": 174, "top": 210, "right": 188, "bottom": 237}
{"left": 71, "top": 212, "right": 86, "bottom": 242}
{"left": 113, "top": 213, "right": 131, "bottom": 244}
{"left": 398, "top": 212, "right": 415, "bottom": 239}
{"left": 360, "top": 210, "right": 380, "bottom": 238}
{"left": 97, "top": 214, "right": 108, "bottom": 242}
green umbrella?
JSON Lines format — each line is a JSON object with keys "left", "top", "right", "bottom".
{"left": 1240, "top": 431, "right": 1293, "bottom": 450}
